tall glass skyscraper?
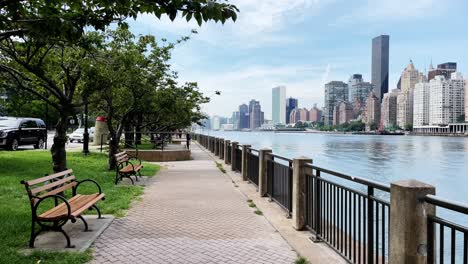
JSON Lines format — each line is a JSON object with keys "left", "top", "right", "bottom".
{"left": 371, "top": 35, "right": 389, "bottom": 101}
{"left": 272, "top": 86, "right": 286, "bottom": 124}
{"left": 285, "top": 97, "right": 298, "bottom": 124}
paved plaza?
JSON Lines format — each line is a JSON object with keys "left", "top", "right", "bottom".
{"left": 91, "top": 144, "right": 297, "bottom": 264}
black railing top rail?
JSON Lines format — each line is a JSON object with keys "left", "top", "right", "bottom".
{"left": 305, "top": 163, "right": 391, "bottom": 192}
{"left": 248, "top": 147, "right": 259, "bottom": 153}
{"left": 266, "top": 153, "right": 292, "bottom": 163}
{"left": 424, "top": 194, "right": 468, "bottom": 215}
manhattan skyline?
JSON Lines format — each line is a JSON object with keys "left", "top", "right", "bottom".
{"left": 129, "top": 0, "right": 468, "bottom": 118}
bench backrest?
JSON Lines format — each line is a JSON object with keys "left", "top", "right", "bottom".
{"left": 21, "top": 169, "right": 76, "bottom": 205}
{"left": 115, "top": 152, "right": 129, "bottom": 165}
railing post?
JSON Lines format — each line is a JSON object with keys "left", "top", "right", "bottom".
{"left": 258, "top": 148, "right": 272, "bottom": 197}
{"left": 214, "top": 137, "right": 218, "bottom": 156}
{"left": 231, "top": 142, "right": 238, "bottom": 171}
{"left": 219, "top": 139, "right": 224, "bottom": 159}
{"left": 292, "top": 156, "right": 313, "bottom": 230}
{"left": 241, "top": 145, "right": 251, "bottom": 181}
{"left": 224, "top": 140, "right": 230, "bottom": 165}
{"left": 389, "top": 180, "right": 436, "bottom": 264}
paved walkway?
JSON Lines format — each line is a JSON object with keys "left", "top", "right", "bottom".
{"left": 91, "top": 144, "right": 297, "bottom": 264}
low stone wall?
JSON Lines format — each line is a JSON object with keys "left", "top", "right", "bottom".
{"left": 126, "top": 149, "right": 191, "bottom": 162}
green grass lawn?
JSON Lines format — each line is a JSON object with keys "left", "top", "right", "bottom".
{"left": 0, "top": 150, "right": 159, "bottom": 264}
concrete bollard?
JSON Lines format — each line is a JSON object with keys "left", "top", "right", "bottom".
{"left": 389, "top": 180, "right": 435, "bottom": 264}
{"left": 241, "top": 145, "right": 251, "bottom": 181}
{"left": 231, "top": 142, "right": 238, "bottom": 171}
{"left": 258, "top": 148, "right": 272, "bottom": 197}
{"left": 224, "top": 140, "right": 230, "bottom": 165}
{"left": 214, "top": 138, "right": 218, "bottom": 156}
{"left": 292, "top": 156, "right": 313, "bottom": 230}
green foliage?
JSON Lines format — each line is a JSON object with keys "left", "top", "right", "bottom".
{"left": 254, "top": 209, "right": 263, "bottom": 215}
{"left": 0, "top": 0, "right": 239, "bottom": 43}
{"left": 248, "top": 202, "right": 256, "bottom": 208}
{"left": 295, "top": 256, "right": 310, "bottom": 264}
{"left": 404, "top": 123, "right": 413, "bottom": 131}
{"left": 0, "top": 150, "right": 158, "bottom": 263}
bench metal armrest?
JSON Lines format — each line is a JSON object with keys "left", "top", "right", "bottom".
{"left": 128, "top": 156, "right": 142, "bottom": 166}
{"left": 33, "top": 194, "right": 71, "bottom": 219}
{"left": 73, "top": 179, "right": 103, "bottom": 196}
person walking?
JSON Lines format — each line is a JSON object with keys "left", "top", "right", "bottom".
{"left": 186, "top": 133, "right": 191, "bottom": 150}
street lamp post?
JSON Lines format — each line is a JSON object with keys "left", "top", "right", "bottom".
{"left": 83, "top": 99, "right": 89, "bottom": 155}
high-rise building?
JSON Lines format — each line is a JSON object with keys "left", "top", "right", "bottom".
{"left": 465, "top": 82, "right": 468, "bottom": 122}
{"left": 413, "top": 82, "right": 430, "bottom": 126}
{"left": 309, "top": 104, "right": 322, "bottom": 122}
{"left": 371, "top": 35, "right": 390, "bottom": 101}
{"left": 428, "top": 62, "right": 457, "bottom": 81}
{"left": 429, "top": 73, "right": 465, "bottom": 125}
{"left": 332, "top": 101, "right": 353, "bottom": 125}
{"left": 249, "top": 100, "right": 264, "bottom": 129}
{"left": 365, "top": 92, "right": 381, "bottom": 130}
{"left": 324, "top": 81, "right": 348, "bottom": 125}
{"left": 211, "top": 116, "right": 221, "bottom": 130}
{"left": 396, "top": 61, "right": 426, "bottom": 128}
{"left": 231, "top": 111, "right": 240, "bottom": 130}
{"left": 238, "top": 104, "right": 249, "bottom": 129}
{"left": 289, "top": 108, "right": 309, "bottom": 123}
{"left": 381, "top": 89, "right": 398, "bottom": 128}
{"left": 349, "top": 78, "right": 374, "bottom": 110}
{"left": 272, "top": 86, "right": 286, "bottom": 124}
{"left": 285, "top": 97, "right": 298, "bottom": 124}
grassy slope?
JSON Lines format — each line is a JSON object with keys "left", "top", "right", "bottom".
{"left": 0, "top": 150, "right": 159, "bottom": 264}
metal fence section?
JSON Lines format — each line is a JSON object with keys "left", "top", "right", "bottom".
{"left": 266, "top": 153, "right": 293, "bottom": 216}
{"left": 234, "top": 145, "right": 242, "bottom": 172}
{"left": 305, "top": 164, "right": 390, "bottom": 264}
{"left": 425, "top": 195, "right": 468, "bottom": 264}
{"left": 227, "top": 144, "right": 232, "bottom": 164}
{"left": 247, "top": 148, "right": 259, "bottom": 187}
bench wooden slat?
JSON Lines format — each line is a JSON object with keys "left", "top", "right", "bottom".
{"left": 30, "top": 176, "right": 76, "bottom": 195}
{"left": 119, "top": 164, "right": 142, "bottom": 173}
{"left": 26, "top": 169, "right": 73, "bottom": 186}
{"left": 37, "top": 182, "right": 77, "bottom": 200}
{"left": 38, "top": 193, "right": 105, "bottom": 221}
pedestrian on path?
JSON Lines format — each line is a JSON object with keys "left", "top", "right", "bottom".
{"left": 186, "top": 133, "right": 191, "bottom": 149}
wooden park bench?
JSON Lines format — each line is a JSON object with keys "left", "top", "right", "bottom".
{"left": 115, "top": 151, "right": 143, "bottom": 184}
{"left": 20, "top": 169, "right": 105, "bottom": 248}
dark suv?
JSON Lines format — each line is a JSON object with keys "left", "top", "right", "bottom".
{"left": 0, "top": 117, "right": 47, "bottom": 150}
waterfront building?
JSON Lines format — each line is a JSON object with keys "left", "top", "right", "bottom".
{"left": 231, "top": 111, "right": 240, "bottom": 130}
{"left": 324, "top": 81, "right": 348, "bottom": 125}
{"left": 238, "top": 104, "right": 249, "bottom": 129}
{"left": 211, "top": 116, "right": 221, "bottom": 130}
{"left": 396, "top": 61, "right": 426, "bottom": 128}
{"left": 333, "top": 101, "right": 353, "bottom": 125}
{"left": 371, "top": 35, "right": 390, "bottom": 101}
{"left": 381, "top": 89, "right": 398, "bottom": 128}
{"left": 272, "top": 86, "right": 286, "bottom": 125}
{"left": 289, "top": 108, "right": 308, "bottom": 123}
{"left": 466, "top": 82, "right": 468, "bottom": 122}
{"left": 413, "top": 82, "right": 431, "bottom": 126}
{"left": 429, "top": 73, "right": 465, "bottom": 125}
{"left": 285, "top": 97, "right": 298, "bottom": 124}
{"left": 428, "top": 62, "right": 457, "bottom": 81}
{"left": 309, "top": 104, "right": 322, "bottom": 122}
{"left": 348, "top": 74, "right": 374, "bottom": 110}
{"left": 249, "top": 100, "right": 264, "bottom": 129}
{"left": 365, "top": 92, "right": 381, "bottom": 130}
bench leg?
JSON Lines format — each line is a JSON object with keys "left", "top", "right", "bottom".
{"left": 58, "top": 227, "right": 74, "bottom": 248}
{"left": 91, "top": 205, "right": 102, "bottom": 219}
{"left": 29, "top": 221, "right": 40, "bottom": 248}
{"left": 77, "top": 215, "right": 89, "bottom": 231}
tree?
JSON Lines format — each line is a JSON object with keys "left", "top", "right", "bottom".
{"left": 404, "top": 123, "right": 413, "bottom": 131}
{"left": 0, "top": 0, "right": 238, "bottom": 172}
{"left": 0, "top": 0, "right": 239, "bottom": 42}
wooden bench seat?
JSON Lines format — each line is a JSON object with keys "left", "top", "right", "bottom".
{"left": 115, "top": 151, "right": 143, "bottom": 184}
{"left": 21, "top": 169, "right": 105, "bottom": 248}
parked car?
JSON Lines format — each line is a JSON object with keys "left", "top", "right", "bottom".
{"left": 0, "top": 117, "right": 47, "bottom": 150}
{"left": 69, "top": 127, "right": 95, "bottom": 143}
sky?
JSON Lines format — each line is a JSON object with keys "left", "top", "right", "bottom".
{"left": 128, "top": 0, "right": 468, "bottom": 120}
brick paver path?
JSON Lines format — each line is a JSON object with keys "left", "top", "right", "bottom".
{"left": 91, "top": 144, "right": 297, "bottom": 264}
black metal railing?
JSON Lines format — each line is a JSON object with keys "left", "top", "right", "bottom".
{"left": 266, "top": 153, "right": 293, "bottom": 216}
{"left": 234, "top": 145, "right": 242, "bottom": 172}
{"left": 305, "top": 164, "right": 390, "bottom": 264}
{"left": 227, "top": 144, "right": 232, "bottom": 164}
{"left": 247, "top": 148, "right": 259, "bottom": 187}
{"left": 425, "top": 194, "right": 468, "bottom": 264}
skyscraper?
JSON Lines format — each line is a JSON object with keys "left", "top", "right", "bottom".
{"left": 413, "top": 83, "right": 430, "bottom": 126}
{"left": 309, "top": 104, "right": 322, "bottom": 123}
{"left": 348, "top": 74, "right": 374, "bottom": 110}
{"left": 381, "top": 89, "right": 398, "bottom": 128}
{"left": 272, "top": 86, "right": 286, "bottom": 124}
{"left": 231, "top": 111, "right": 240, "bottom": 130}
{"left": 428, "top": 62, "right": 457, "bottom": 81}
{"left": 285, "top": 97, "right": 298, "bottom": 124}
{"left": 324, "top": 81, "right": 348, "bottom": 125}
{"left": 238, "top": 104, "right": 249, "bottom": 129}
{"left": 249, "top": 100, "right": 264, "bottom": 129}
{"left": 371, "top": 35, "right": 390, "bottom": 101}
{"left": 429, "top": 73, "right": 465, "bottom": 125}
{"left": 365, "top": 92, "right": 381, "bottom": 130}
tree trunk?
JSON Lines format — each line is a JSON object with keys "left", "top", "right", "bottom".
{"left": 124, "top": 122, "right": 134, "bottom": 147}
{"left": 135, "top": 113, "right": 143, "bottom": 145}
{"left": 51, "top": 111, "right": 69, "bottom": 172}
{"left": 107, "top": 121, "right": 124, "bottom": 171}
